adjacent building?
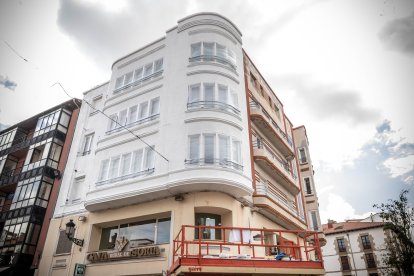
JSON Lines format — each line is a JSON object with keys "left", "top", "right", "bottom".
{"left": 322, "top": 218, "right": 388, "bottom": 276}
{"left": 37, "top": 13, "right": 324, "bottom": 276}
{"left": 0, "top": 99, "right": 81, "bottom": 275}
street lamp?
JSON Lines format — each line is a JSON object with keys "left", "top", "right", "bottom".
{"left": 65, "top": 219, "right": 84, "bottom": 247}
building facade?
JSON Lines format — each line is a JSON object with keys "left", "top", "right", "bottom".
{"left": 37, "top": 13, "right": 324, "bottom": 276}
{"left": 322, "top": 219, "right": 388, "bottom": 276}
{"left": 0, "top": 99, "right": 81, "bottom": 275}
{"left": 293, "top": 126, "right": 326, "bottom": 246}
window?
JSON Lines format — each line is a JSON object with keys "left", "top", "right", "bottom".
{"left": 337, "top": 238, "right": 346, "bottom": 252}
{"left": 108, "top": 156, "right": 120, "bottom": 179}
{"left": 138, "top": 102, "right": 148, "bottom": 120}
{"left": 298, "top": 148, "right": 307, "bottom": 164}
{"left": 128, "top": 106, "right": 138, "bottom": 124}
{"left": 81, "top": 134, "right": 94, "bottom": 155}
{"left": 149, "top": 97, "right": 160, "bottom": 116}
{"left": 98, "top": 159, "right": 109, "bottom": 182}
{"left": 132, "top": 149, "right": 143, "bottom": 173}
{"left": 204, "top": 134, "right": 215, "bottom": 164}
{"left": 118, "top": 109, "right": 127, "bottom": 126}
{"left": 144, "top": 63, "right": 153, "bottom": 78}
{"left": 189, "top": 135, "right": 200, "bottom": 161}
{"left": 232, "top": 140, "right": 241, "bottom": 165}
{"left": 10, "top": 175, "right": 53, "bottom": 210}
{"left": 120, "top": 153, "right": 132, "bottom": 176}
{"left": 56, "top": 230, "right": 72, "bottom": 254}
{"left": 133, "top": 67, "right": 143, "bottom": 81}
{"left": 365, "top": 253, "right": 376, "bottom": 268}
{"left": 124, "top": 72, "right": 133, "bottom": 85}
{"left": 115, "top": 76, "right": 124, "bottom": 89}
{"left": 304, "top": 177, "right": 312, "bottom": 195}
{"left": 340, "top": 255, "right": 351, "bottom": 271}
{"left": 219, "top": 135, "right": 230, "bottom": 162}
{"left": 154, "top": 59, "right": 163, "bottom": 72}
{"left": 195, "top": 213, "right": 221, "bottom": 240}
{"left": 99, "top": 217, "right": 171, "bottom": 250}
{"left": 361, "top": 234, "right": 371, "bottom": 249}
{"left": 189, "top": 42, "right": 236, "bottom": 68}
{"left": 310, "top": 211, "right": 319, "bottom": 231}
{"left": 90, "top": 96, "right": 101, "bottom": 115}
{"left": 191, "top": 43, "right": 201, "bottom": 57}
{"left": 108, "top": 114, "right": 118, "bottom": 131}
{"left": 34, "top": 109, "right": 61, "bottom": 137}
{"left": 69, "top": 177, "right": 84, "bottom": 203}
{"left": 144, "top": 147, "right": 155, "bottom": 170}
{"left": 189, "top": 84, "right": 201, "bottom": 103}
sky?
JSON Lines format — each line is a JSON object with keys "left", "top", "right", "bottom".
{"left": 0, "top": 0, "right": 413, "bottom": 224}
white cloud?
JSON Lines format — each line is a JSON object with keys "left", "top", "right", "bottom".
{"left": 384, "top": 155, "right": 414, "bottom": 178}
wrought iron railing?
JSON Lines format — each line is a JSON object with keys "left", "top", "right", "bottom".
{"left": 189, "top": 55, "right": 236, "bottom": 70}
{"left": 187, "top": 101, "right": 240, "bottom": 115}
{"left": 185, "top": 158, "right": 243, "bottom": 171}
{"left": 106, "top": 114, "right": 160, "bottom": 135}
{"left": 96, "top": 168, "right": 155, "bottom": 186}
{"left": 113, "top": 70, "right": 163, "bottom": 94}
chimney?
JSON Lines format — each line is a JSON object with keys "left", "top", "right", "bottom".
{"left": 327, "top": 219, "right": 335, "bottom": 229}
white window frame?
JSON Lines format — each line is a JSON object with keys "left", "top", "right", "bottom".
{"left": 298, "top": 147, "right": 307, "bottom": 164}
{"left": 303, "top": 177, "right": 313, "bottom": 195}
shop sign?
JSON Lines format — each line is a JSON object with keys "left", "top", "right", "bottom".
{"left": 86, "top": 237, "right": 161, "bottom": 263}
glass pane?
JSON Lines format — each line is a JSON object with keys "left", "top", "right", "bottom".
{"left": 119, "top": 109, "right": 127, "bottom": 126}
{"left": 138, "top": 102, "right": 148, "bottom": 119}
{"left": 191, "top": 43, "right": 201, "bottom": 57}
{"left": 232, "top": 140, "right": 241, "bottom": 164}
{"left": 128, "top": 106, "right": 138, "bottom": 123}
{"left": 129, "top": 220, "right": 156, "bottom": 244}
{"left": 217, "top": 44, "right": 226, "bottom": 58}
{"left": 219, "top": 136, "right": 229, "bottom": 161}
{"left": 144, "top": 147, "right": 155, "bottom": 169}
{"left": 154, "top": 59, "right": 163, "bottom": 72}
{"left": 109, "top": 156, "right": 120, "bottom": 179}
{"left": 124, "top": 72, "right": 133, "bottom": 85}
{"left": 132, "top": 150, "right": 143, "bottom": 173}
{"left": 120, "top": 153, "right": 132, "bottom": 176}
{"left": 115, "top": 76, "right": 124, "bottom": 89}
{"left": 98, "top": 159, "right": 109, "bottom": 181}
{"left": 204, "top": 135, "right": 215, "bottom": 163}
{"left": 218, "top": 85, "right": 228, "bottom": 103}
{"left": 134, "top": 67, "right": 143, "bottom": 81}
{"left": 189, "top": 136, "right": 199, "bottom": 160}
{"left": 203, "top": 43, "right": 214, "bottom": 56}
{"left": 143, "top": 63, "right": 153, "bottom": 77}
{"left": 204, "top": 83, "right": 214, "bottom": 106}
{"left": 190, "top": 85, "right": 200, "bottom": 103}
{"left": 99, "top": 226, "right": 119, "bottom": 250}
{"left": 157, "top": 218, "right": 171, "bottom": 244}
{"left": 150, "top": 98, "right": 160, "bottom": 116}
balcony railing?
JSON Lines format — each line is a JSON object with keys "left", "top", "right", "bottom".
{"left": 256, "top": 181, "right": 304, "bottom": 221}
{"left": 189, "top": 55, "right": 236, "bottom": 70}
{"left": 170, "top": 225, "right": 323, "bottom": 275}
{"left": 105, "top": 114, "right": 160, "bottom": 135}
{"left": 185, "top": 158, "right": 243, "bottom": 171}
{"left": 250, "top": 100, "right": 293, "bottom": 148}
{"left": 96, "top": 168, "right": 155, "bottom": 186}
{"left": 253, "top": 139, "right": 297, "bottom": 181}
{"left": 187, "top": 101, "right": 240, "bottom": 115}
{"left": 113, "top": 70, "right": 163, "bottom": 94}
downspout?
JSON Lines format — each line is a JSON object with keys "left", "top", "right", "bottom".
{"left": 346, "top": 232, "right": 357, "bottom": 276}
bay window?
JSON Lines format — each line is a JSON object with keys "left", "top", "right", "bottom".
{"left": 189, "top": 42, "right": 236, "bottom": 69}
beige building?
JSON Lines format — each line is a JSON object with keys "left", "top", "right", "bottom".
{"left": 37, "top": 13, "right": 324, "bottom": 276}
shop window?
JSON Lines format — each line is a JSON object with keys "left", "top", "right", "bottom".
{"left": 195, "top": 213, "right": 221, "bottom": 240}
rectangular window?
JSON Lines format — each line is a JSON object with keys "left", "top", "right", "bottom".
{"left": 189, "top": 85, "right": 201, "bottom": 103}
{"left": 115, "top": 76, "right": 124, "bottom": 89}
{"left": 232, "top": 140, "right": 241, "bottom": 164}
{"left": 361, "top": 235, "right": 371, "bottom": 249}
{"left": 56, "top": 230, "right": 72, "bottom": 254}
{"left": 195, "top": 213, "right": 221, "bottom": 240}
{"left": 340, "top": 256, "right": 350, "bottom": 271}
{"left": 218, "top": 85, "right": 228, "bottom": 104}
{"left": 189, "top": 135, "right": 200, "bottom": 161}
{"left": 82, "top": 134, "right": 94, "bottom": 155}
{"left": 132, "top": 149, "right": 143, "bottom": 173}
{"left": 365, "top": 253, "right": 376, "bottom": 268}
{"left": 98, "top": 159, "right": 109, "bottom": 181}
{"left": 128, "top": 106, "right": 138, "bottom": 124}
{"left": 204, "top": 134, "right": 215, "bottom": 164}
{"left": 124, "top": 72, "right": 133, "bottom": 85}
{"left": 191, "top": 43, "right": 201, "bottom": 57}
{"left": 310, "top": 211, "right": 319, "bottom": 231}
{"left": 138, "top": 102, "right": 148, "bottom": 120}
{"left": 120, "top": 153, "right": 132, "bottom": 176}
{"left": 304, "top": 177, "right": 312, "bottom": 195}
{"left": 337, "top": 238, "right": 346, "bottom": 252}
{"left": 108, "top": 156, "right": 120, "bottom": 179}
{"left": 154, "top": 59, "right": 163, "bottom": 72}
{"left": 231, "top": 91, "right": 239, "bottom": 108}
{"left": 119, "top": 109, "right": 127, "bottom": 126}
{"left": 216, "top": 44, "right": 226, "bottom": 58}
{"left": 143, "top": 63, "right": 153, "bottom": 77}
{"left": 69, "top": 177, "right": 84, "bottom": 203}
{"left": 149, "top": 97, "right": 160, "bottom": 116}
{"left": 203, "top": 42, "right": 214, "bottom": 56}
{"left": 156, "top": 218, "right": 171, "bottom": 244}
{"left": 144, "top": 147, "right": 155, "bottom": 169}
{"left": 298, "top": 148, "right": 307, "bottom": 163}
{"left": 108, "top": 114, "right": 118, "bottom": 131}
{"left": 133, "top": 67, "right": 143, "bottom": 81}
{"left": 204, "top": 83, "right": 215, "bottom": 107}
{"left": 218, "top": 135, "right": 229, "bottom": 162}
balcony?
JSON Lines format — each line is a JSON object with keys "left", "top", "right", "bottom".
{"left": 169, "top": 225, "right": 324, "bottom": 275}
{"left": 189, "top": 55, "right": 236, "bottom": 71}
{"left": 249, "top": 100, "right": 294, "bottom": 160}
{"left": 187, "top": 101, "right": 240, "bottom": 116}
{"left": 185, "top": 158, "right": 243, "bottom": 171}
{"left": 252, "top": 140, "right": 299, "bottom": 194}
{"left": 255, "top": 181, "right": 305, "bottom": 227}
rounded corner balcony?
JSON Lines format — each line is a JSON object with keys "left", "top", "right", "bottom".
{"left": 169, "top": 225, "right": 324, "bottom": 276}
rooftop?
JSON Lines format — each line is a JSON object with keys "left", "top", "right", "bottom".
{"left": 322, "top": 220, "right": 385, "bottom": 235}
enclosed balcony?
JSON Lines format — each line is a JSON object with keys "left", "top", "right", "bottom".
{"left": 249, "top": 100, "right": 294, "bottom": 160}
{"left": 169, "top": 225, "right": 324, "bottom": 275}
{"left": 252, "top": 139, "right": 299, "bottom": 194}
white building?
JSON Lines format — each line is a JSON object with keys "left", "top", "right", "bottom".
{"left": 37, "top": 13, "right": 324, "bottom": 276}
{"left": 322, "top": 219, "right": 389, "bottom": 276}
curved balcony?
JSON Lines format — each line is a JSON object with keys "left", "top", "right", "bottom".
{"left": 252, "top": 140, "right": 299, "bottom": 194}
{"left": 250, "top": 100, "right": 294, "bottom": 160}
{"left": 189, "top": 55, "right": 236, "bottom": 71}
{"left": 185, "top": 158, "right": 243, "bottom": 171}
{"left": 169, "top": 225, "right": 324, "bottom": 275}
{"left": 187, "top": 101, "right": 240, "bottom": 116}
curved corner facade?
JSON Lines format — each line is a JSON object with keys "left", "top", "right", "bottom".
{"left": 37, "top": 13, "right": 325, "bottom": 276}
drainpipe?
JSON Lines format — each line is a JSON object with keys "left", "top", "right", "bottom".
{"left": 346, "top": 233, "right": 357, "bottom": 276}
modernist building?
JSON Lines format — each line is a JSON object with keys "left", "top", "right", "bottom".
{"left": 0, "top": 99, "right": 81, "bottom": 275}
{"left": 37, "top": 13, "right": 324, "bottom": 276}
{"left": 322, "top": 218, "right": 388, "bottom": 276}
{"left": 293, "top": 126, "right": 326, "bottom": 245}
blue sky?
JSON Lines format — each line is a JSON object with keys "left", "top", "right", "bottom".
{"left": 0, "top": 0, "right": 413, "bottom": 223}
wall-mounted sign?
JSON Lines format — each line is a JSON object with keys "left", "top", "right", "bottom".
{"left": 74, "top": 263, "right": 86, "bottom": 276}
{"left": 86, "top": 237, "right": 161, "bottom": 263}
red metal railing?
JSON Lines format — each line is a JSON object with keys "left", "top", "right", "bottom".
{"left": 170, "top": 225, "right": 323, "bottom": 274}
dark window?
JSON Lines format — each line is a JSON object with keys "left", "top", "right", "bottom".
{"left": 361, "top": 234, "right": 371, "bottom": 249}
{"left": 341, "top": 255, "right": 350, "bottom": 271}
{"left": 56, "top": 230, "right": 72, "bottom": 254}
{"left": 304, "top": 177, "right": 312, "bottom": 194}
{"left": 366, "top": 253, "right": 376, "bottom": 268}
{"left": 195, "top": 213, "right": 222, "bottom": 240}
{"left": 337, "top": 238, "right": 346, "bottom": 252}
{"left": 299, "top": 148, "right": 307, "bottom": 163}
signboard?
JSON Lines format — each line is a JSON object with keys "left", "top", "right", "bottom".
{"left": 74, "top": 263, "right": 86, "bottom": 276}
{"left": 86, "top": 237, "right": 161, "bottom": 263}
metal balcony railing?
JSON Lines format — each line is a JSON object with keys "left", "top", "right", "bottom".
{"left": 113, "top": 70, "right": 163, "bottom": 94}
{"left": 253, "top": 139, "right": 297, "bottom": 181}
{"left": 105, "top": 114, "right": 160, "bottom": 135}
{"left": 249, "top": 100, "right": 293, "bottom": 148}
{"left": 185, "top": 158, "right": 243, "bottom": 171}
{"left": 170, "top": 225, "right": 323, "bottom": 274}
{"left": 187, "top": 101, "right": 240, "bottom": 115}
{"left": 189, "top": 55, "right": 236, "bottom": 70}
{"left": 96, "top": 168, "right": 155, "bottom": 186}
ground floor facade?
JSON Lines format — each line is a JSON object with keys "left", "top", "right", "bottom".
{"left": 36, "top": 192, "right": 324, "bottom": 276}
